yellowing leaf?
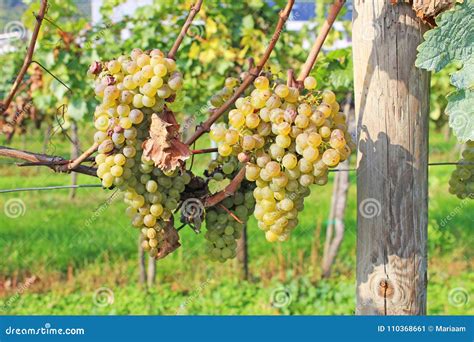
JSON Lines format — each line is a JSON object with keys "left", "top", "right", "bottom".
{"left": 199, "top": 49, "right": 217, "bottom": 64}
{"left": 223, "top": 49, "right": 236, "bottom": 61}
{"left": 238, "top": 46, "right": 249, "bottom": 59}
{"left": 188, "top": 42, "right": 200, "bottom": 60}
{"left": 205, "top": 18, "right": 218, "bottom": 37}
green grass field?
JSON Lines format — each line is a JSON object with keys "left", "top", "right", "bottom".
{"left": 0, "top": 125, "right": 472, "bottom": 315}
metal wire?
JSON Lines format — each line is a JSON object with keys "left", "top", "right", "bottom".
{"left": 0, "top": 161, "right": 470, "bottom": 194}
{"left": 0, "top": 184, "right": 102, "bottom": 194}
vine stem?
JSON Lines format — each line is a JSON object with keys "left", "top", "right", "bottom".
{"left": 287, "top": 69, "right": 295, "bottom": 87}
{"left": 67, "top": 142, "right": 98, "bottom": 170}
{"left": 1, "top": 0, "right": 48, "bottom": 115}
{"left": 296, "top": 0, "right": 345, "bottom": 83}
{"left": 191, "top": 147, "right": 218, "bottom": 154}
{"left": 184, "top": 0, "right": 295, "bottom": 146}
{"left": 218, "top": 203, "right": 244, "bottom": 224}
{"left": 0, "top": 145, "right": 97, "bottom": 177}
{"left": 167, "top": 0, "right": 204, "bottom": 60}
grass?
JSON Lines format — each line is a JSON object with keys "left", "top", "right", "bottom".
{"left": 0, "top": 124, "right": 472, "bottom": 315}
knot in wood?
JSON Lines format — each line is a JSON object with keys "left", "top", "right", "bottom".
{"left": 378, "top": 279, "right": 394, "bottom": 299}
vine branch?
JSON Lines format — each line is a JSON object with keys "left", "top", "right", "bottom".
{"left": 218, "top": 203, "right": 244, "bottom": 224}
{"left": 67, "top": 142, "right": 98, "bottom": 170}
{"left": 296, "top": 0, "right": 345, "bottom": 83}
{"left": 0, "top": 145, "right": 97, "bottom": 177}
{"left": 1, "top": 0, "right": 48, "bottom": 115}
{"left": 184, "top": 0, "right": 295, "bottom": 146}
{"left": 167, "top": 0, "right": 204, "bottom": 60}
{"left": 191, "top": 147, "right": 217, "bottom": 154}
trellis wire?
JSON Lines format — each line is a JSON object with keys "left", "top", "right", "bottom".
{"left": 0, "top": 184, "right": 102, "bottom": 194}
{"left": 0, "top": 161, "right": 470, "bottom": 194}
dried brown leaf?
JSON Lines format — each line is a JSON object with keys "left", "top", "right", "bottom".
{"left": 397, "top": 0, "right": 454, "bottom": 26}
{"left": 142, "top": 112, "right": 191, "bottom": 172}
{"left": 156, "top": 222, "right": 181, "bottom": 260}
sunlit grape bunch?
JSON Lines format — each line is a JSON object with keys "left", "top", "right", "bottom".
{"left": 209, "top": 74, "right": 355, "bottom": 242}
{"left": 449, "top": 141, "right": 474, "bottom": 200}
{"left": 89, "top": 48, "right": 189, "bottom": 256}
{"left": 204, "top": 156, "right": 255, "bottom": 262}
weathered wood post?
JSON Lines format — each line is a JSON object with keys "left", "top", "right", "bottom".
{"left": 353, "top": 1, "right": 429, "bottom": 314}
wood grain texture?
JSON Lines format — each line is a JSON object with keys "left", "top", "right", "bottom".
{"left": 352, "top": 0, "right": 429, "bottom": 315}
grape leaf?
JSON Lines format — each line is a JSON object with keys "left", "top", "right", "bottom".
{"left": 445, "top": 89, "right": 474, "bottom": 143}
{"left": 67, "top": 96, "right": 87, "bottom": 121}
{"left": 142, "top": 111, "right": 191, "bottom": 172}
{"left": 156, "top": 221, "right": 181, "bottom": 260}
{"left": 415, "top": 1, "right": 473, "bottom": 72}
{"left": 451, "top": 57, "right": 474, "bottom": 90}
{"left": 208, "top": 179, "right": 231, "bottom": 194}
{"left": 416, "top": 1, "right": 474, "bottom": 143}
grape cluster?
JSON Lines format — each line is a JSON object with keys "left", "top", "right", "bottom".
{"left": 209, "top": 77, "right": 240, "bottom": 108}
{"left": 449, "top": 141, "right": 474, "bottom": 199}
{"left": 90, "top": 48, "right": 189, "bottom": 256}
{"left": 204, "top": 157, "right": 255, "bottom": 262}
{"left": 210, "top": 75, "right": 355, "bottom": 242}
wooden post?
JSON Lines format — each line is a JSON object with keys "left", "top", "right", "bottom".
{"left": 69, "top": 121, "right": 80, "bottom": 200}
{"left": 138, "top": 234, "right": 147, "bottom": 286}
{"left": 236, "top": 224, "right": 249, "bottom": 280}
{"left": 353, "top": 1, "right": 429, "bottom": 315}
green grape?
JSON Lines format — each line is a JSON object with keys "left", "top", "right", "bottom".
{"left": 448, "top": 142, "right": 474, "bottom": 199}
{"left": 203, "top": 156, "right": 255, "bottom": 261}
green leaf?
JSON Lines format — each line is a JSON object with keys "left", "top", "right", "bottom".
{"left": 67, "top": 97, "right": 87, "bottom": 121}
{"left": 415, "top": 1, "right": 473, "bottom": 72}
{"left": 451, "top": 57, "right": 474, "bottom": 90}
{"left": 242, "top": 15, "right": 255, "bottom": 29}
{"left": 446, "top": 89, "right": 474, "bottom": 143}
{"left": 208, "top": 179, "right": 230, "bottom": 194}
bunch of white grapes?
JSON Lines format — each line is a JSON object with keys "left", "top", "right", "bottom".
{"left": 209, "top": 77, "right": 240, "bottom": 108}
{"left": 448, "top": 141, "right": 474, "bottom": 199}
{"left": 90, "top": 48, "right": 190, "bottom": 256}
{"left": 204, "top": 157, "right": 255, "bottom": 262}
{"left": 209, "top": 75, "right": 355, "bottom": 242}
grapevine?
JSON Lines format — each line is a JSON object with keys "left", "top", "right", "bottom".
{"left": 0, "top": 0, "right": 361, "bottom": 261}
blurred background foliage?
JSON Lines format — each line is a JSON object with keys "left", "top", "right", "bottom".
{"left": 1, "top": 0, "right": 352, "bottom": 135}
